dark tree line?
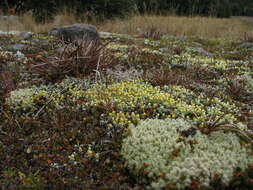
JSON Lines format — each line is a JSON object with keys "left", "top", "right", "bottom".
{"left": 136, "top": 0, "right": 253, "bottom": 17}
{"left": 0, "top": 0, "right": 253, "bottom": 23}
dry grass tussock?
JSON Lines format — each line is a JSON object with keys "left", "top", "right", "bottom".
{"left": 99, "top": 15, "right": 253, "bottom": 40}
{"left": 0, "top": 13, "right": 253, "bottom": 39}
{"left": 0, "top": 11, "right": 78, "bottom": 33}
{"left": 29, "top": 40, "right": 114, "bottom": 82}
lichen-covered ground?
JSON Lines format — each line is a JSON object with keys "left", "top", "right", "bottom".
{"left": 0, "top": 31, "right": 253, "bottom": 189}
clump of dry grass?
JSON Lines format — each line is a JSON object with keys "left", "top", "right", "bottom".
{"left": 19, "top": 10, "right": 80, "bottom": 33}
{"left": 0, "top": 13, "right": 252, "bottom": 40}
{"left": 29, "top": 40, "right": 114, "bottom": 82}
{"left": 242, "top": 32, "right": 253, "bottom": 42}
{"left": 98, "top": 15, "right": 253, "bottom": 40}
{"left": 0, "top": 71, "right": 15, "bottom": 101}
{"left": 0, "top": 10, "right": 83, "bottom": 33}
{"left": 143, "top": 68, "right": 192, "bottom": 87}
{"left": 0, "top": 16, "right": 24, "bottom": 31}
{"left": 137, "top": 25, "right": 165, "bottom": 40}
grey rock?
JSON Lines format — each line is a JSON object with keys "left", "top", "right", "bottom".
{"left": 99, "top": 32, "right": 113, "bottom": 36}
{"left": 30, "top": 38, "right": 50, "bottom": 48}
{"left": 99, "top": 31, "right": 133, "bottom": 41}
{"left": 20, "top": 32, "right": 33, "bottom": 40}
{"left": 193, "top": 47, "right": 213, "bottom": 57}
{"left": 49, "top": 24, "right": 99, "bottom": 43}
{"left": 240, "top": 42, "right": 253, "bottom": 48}
{"left": 11, "top": 44, "right": 25, "bottom": 51}
{"left": 0, "top": 30, "right": 20, "bottom": 36}
{"left": 159, "top": 47, "right": 170, "bottom": 53}
{"left": 178, "top": 35, "right": 186, "bottom": 41}
{"left": 32, "top": 38, "right": 40, "bottom": 43}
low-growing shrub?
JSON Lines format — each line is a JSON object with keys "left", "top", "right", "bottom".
{"left": 121, "top": 118, "right": 253, "bottom": 190}
{"left": 225, "top": 74, "right": 253, "bottom": 104}
{"left": 7, "top": 80, "right": 238, "bottom": 127}
{"left": 0, "top": 169, "right": 45, "bottom": 190}
{"left": 0, "top": 50, "right": 31, "bottom": 94}
{"left": 6, "top": 77, "right": 93, "bottom": 118}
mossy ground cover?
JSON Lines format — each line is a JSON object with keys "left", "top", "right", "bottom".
{"left": 0, "top": 31, "right": 253, "bottom": 189}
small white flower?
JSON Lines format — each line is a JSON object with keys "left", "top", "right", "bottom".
{"left": 16, "top": 50, "right": 25, "bottom": 60}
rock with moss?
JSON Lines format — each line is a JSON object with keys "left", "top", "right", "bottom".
{"left": 121, "top": 118, "right": 253, "bottom": 190}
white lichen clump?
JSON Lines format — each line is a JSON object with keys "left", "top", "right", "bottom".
{"left": 121, "top": 119, "right": 253, "bottom": 190}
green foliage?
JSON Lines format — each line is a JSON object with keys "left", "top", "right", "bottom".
{"left": 2, "top": 0, "right": 253, "bottom": 23}
{"left": 3, "top": 0, "right": 58, "bottom": 23}
{"left": 0, "top": 169, "right": 44, "bottom": 189}
{"left": 0, "top": 27, "right": 253, "bottom": 189}
{"left": 71, "top": 0, "right": 136, "bottom": 21}
{"left": 29, "top": 0, "right": 57, "bottom": 23}
{"left": 135, "top": 0, "right": 233, "bottom": 17}
{"left": 7, "top": 80, "right": 238, "bottom": 127}
{"left": 1, "top": 0, "right": 136, "bottom": 23}
{"left": 18, "top": 170, "right": 45, "bottom": 189}
{"left": 121, "top": 118, "right": 253, "bottom": 189}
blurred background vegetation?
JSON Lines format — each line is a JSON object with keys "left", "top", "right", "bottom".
{"left": 0, "top": 0, "right": 253, "bottom": 23}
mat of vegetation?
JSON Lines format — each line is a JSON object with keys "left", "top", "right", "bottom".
{"left": 0, "top": 31, "right": 253, "bottom": 190}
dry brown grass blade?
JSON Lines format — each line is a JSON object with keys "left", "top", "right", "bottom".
{"left": 0, "top": 71, "right": 15, "bottom": 99}
{"left": 242, "top": 32, "right": 253, "bottom": 42}
{"left": 200, "top": 113, "right": 253, "bottom": 146}
{"left": 29, "top": 39, "right": 115, "bottom": 82}
{"left": 213, "top": 124, "right": 253, "bottom": 146}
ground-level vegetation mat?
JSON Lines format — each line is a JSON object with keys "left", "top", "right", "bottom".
{"left": 0, "top": 30, "right": 253, "bottom": 189}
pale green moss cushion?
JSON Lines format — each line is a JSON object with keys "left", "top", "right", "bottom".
{"left": 121, "top": 119, "right": 253, "bottom": 189}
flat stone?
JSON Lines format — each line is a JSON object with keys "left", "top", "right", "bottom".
{"left": 19, "top": 32, "right": 33, "bottom": 40}
{"left": 0, "top": 30, "right": 20, "bottom": 36}
{"left": 159, "top": 47, "right": 170, "bottom": 53}
{"left": 240, "top": 42, "right": 253, "bottom": 48}
{"left": 48, "top": 24, "right": 99, "bottom": 43}
{"left": 11, "top": 44, "right": 25, "bottom": 51}
{"left": 99, "top": 32, "right": 133, "bottom": 41}
{"left": 193, "top": 47, "right": 213, "bottom": 57}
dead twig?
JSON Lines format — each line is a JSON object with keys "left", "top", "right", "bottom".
{"left": 33, "top": 87, "right": 69, "bottom": 119}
